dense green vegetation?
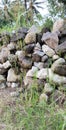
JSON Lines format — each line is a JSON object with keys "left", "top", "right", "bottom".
{"left": 0, "top": 0, "right": 66, "bottom": 30}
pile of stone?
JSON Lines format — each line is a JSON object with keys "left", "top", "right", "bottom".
{"left": 0, "top": 19, "right": 66, "bottom": 102}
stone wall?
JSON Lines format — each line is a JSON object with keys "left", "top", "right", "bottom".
{"left": 0, "top": 20, "right": 66, "bottom": 103}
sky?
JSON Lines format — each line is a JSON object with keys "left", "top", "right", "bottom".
{"left": 0, "top": 0, "right": 49, "bottom": 16}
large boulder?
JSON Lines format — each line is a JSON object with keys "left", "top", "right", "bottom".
{"left": 52, "top": 19, "right": 64, "bottom": 32}
{"left": 41, "top": 32, "right": 59, "bottom": 49}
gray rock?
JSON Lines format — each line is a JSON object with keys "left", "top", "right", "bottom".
{"left": 36, "top": 68, "right": 49, "bottom": 79}
{"left": 53, "top": 62, "right": 66, "bottom": 76}
{"left": 10, "top": 32, "right": 25, "bottom": 42}
{"left": 7, "top": 68, "right": 19, "bottom": 82}
{"left": 32, "top": 52, "right": 41, "bottom": 62}
{"left": 55, "top": 41, "right": 66, "bottom": 56}
{"left": 44, "top": 83, "right": 53, "bottom": 95}
{"left": 0, "top": 47, "right": 10, "bottom": 63}
{"left": 28, "top": 25, "right": 39, "bottom": 33}
{"left": 8, "top": 54, "right": 17, "bottom": 64}
{"left": 34, "top": 62, "right": 44, "bottom": 69}
{"left": 41, "top": 55, "right": 48, "bottom": 62}
{"left": 15, "top": 51, "right": 25, "bottom": 61}
{"left": 7, "top": 42, "right": 16, "bottom": 51}
{"left": 41, "top": 32, "right": 59, "bottom": 49}
{"left": 49, "top": 69, "right": 66, "bottom": 85}
{"left": 26, "top": 66, "right": 38, "bottom": 77}
{"left": 51, "top": 58, "right": 66, "bottom": 76}
{"left": 24, "top": 44, "right": 35, "bottom": 54}
{"left": 52, "top": 19, "right": 64, "bottom": 32}
{"left": 0, "top": 61, "right": 11, "bottom": 74}
{"left": 0, "top": 75, "right": 5, "bottom": 83}
{"left": 21, "top": 57, "right": 32, "bottom": 69}
{"left": 3, "top": 60, "right": 11, "bottom": 69}
{"left": 11, "top": 82, "right": 19, "bottom": 88}
{"left": 17, "top": 27, "right": 28, "bottom": 34}
{"left": 24, "top": 32, "right": 36, "bottom": 44}
{"left": 52, "top": 54, "right": 59, "bottom": 60}
{"left": 34, "top": 42, "right": 41, "bottom": 51}
{"left": 42, "top": 45, "right": 55, "bottom": 57}
{"left": 24, "top": 76, "right": 33, "bottom": 87}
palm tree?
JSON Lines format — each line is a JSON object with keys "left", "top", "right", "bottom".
{"left": 24, "top": 0, "right": 45, "bottom": 22}
{"left": 0, "top": 0, "right": 14, "bottom": 21}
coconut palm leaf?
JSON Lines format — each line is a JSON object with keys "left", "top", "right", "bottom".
{"left": 35, "top": 1, "right": 45, "bottom": 5}
{"left": 32, "top": 6, "right": 39, "bottom": 13}
{"left": 36, "top": 5, "right": 44, "bottom": 9}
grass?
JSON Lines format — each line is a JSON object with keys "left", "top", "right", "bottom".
{"left": 0, "top": 85, "right": 66, "bottom": 130}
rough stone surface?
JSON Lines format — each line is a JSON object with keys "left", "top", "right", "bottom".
{"left": 21, "top": 57, "right": 32, "bottom": 69}
{"left": 0, "top": 47, "right": 10, "bottom": 63}
{"left": 15, "top": 51, "right": 25, "bottom": 61}
{"left": 41, "top": 32, "right": 59, "bottom": 49}
{"left": 3, "top": 60, "right": 11, "bottom": 69}
{"left": 36, "top": 68, "right": 49, "bottom": 79}
{"left": 34, "top": 42, "right": 41, "bottom": 51}
{"left": 52, "top": 62, "right": 66, "bottom": 76}
{"left": 49, "top": 69, "right": 66, "bottom": 85}
{"left": 34, "top": 62, "right": 44, "bottom": 69}
{"left": 41, "top": 55, "right": 48, "bottom": 62}
{"left": 8, "top": 54, "right": 17, "bottom": 64}
{"left": 10, "top": 32, "right": 25, "bottom": 42}
{"left": 42, "top": 45, "right": 55, "bottom": 57}
{"left": 32, "top": 52, "right": 41, "bottom": 62}
{"left": 26, "top": 66, "right": 38, "bottom": 77}
{"left": 55, "top": 41, "right": 66, "bottom": 56}
{"left": 7, "top": 68, "right": 19, "bottom": 82}
{"left": 7, "top": 42, "right": 16, "bottom": 51}
{"left": 0, "top": 75, "right": 5, "bottom": 83}
{"left": 24, "top": 32, "right": 36, "bottom": 44}
{"left": 52, "top": 54, "right": 59, "bottom": 60}
{"left": 24, "top": 44, "right": 35, "bottom": 54}
{"left": 52, "top": 19, "right": 64, "bottom": 32}
{"left": 51, "top": 58, "right": 66, "bottom": 76}
{"left": 28, "top": 25, "right": 39, "bottom": 34}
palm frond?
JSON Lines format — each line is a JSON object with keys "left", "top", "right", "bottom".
{"left": 36, "top": 5, "right": 44, "bottom": 9}
{"left": 35, "top": 2, "right": 45, "bottom": 5}
{"left": 32, "top": 6, "right": 39, "bottom": 14}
